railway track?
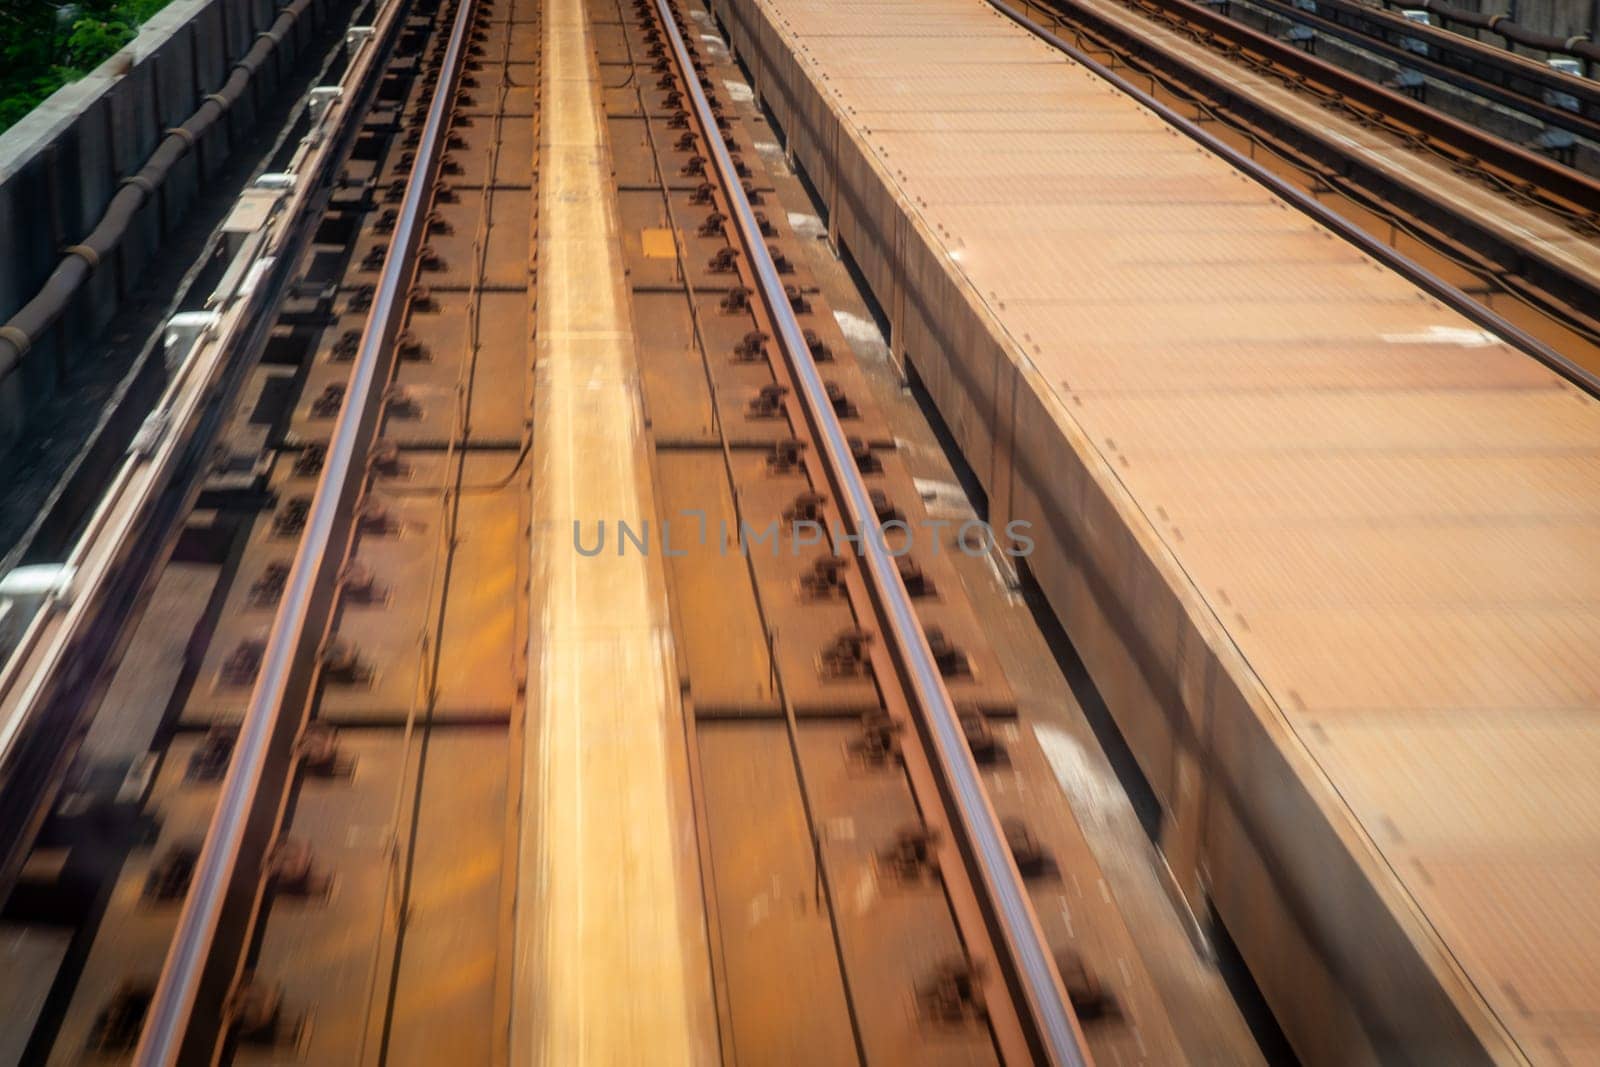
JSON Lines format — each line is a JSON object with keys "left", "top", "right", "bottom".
{"left": 4, "top": 0, "right": 536, "bottom": 1059}
{"left": 1239, "top": 0, "right": 1600, "bottom": 152}
{"left": 1012, "top": 0, "right": 1600, "bottom": 374}
{"left": 10, "top": 0, "right": 1590, "bottom": 1062}
{"left": 0, "top": 0, "right": 1223, "bottom": 1061}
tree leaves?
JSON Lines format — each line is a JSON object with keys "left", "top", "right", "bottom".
{"left": 1, "top": 0, "right": 175, "bottom": 133}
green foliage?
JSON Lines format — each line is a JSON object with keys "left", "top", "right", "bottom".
{"left": 1, "top": 0, "right": 177, "bottom": 133}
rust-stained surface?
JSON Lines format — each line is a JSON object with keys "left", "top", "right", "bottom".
{"left": 606, "top": 0, "right": 1215, "bottom": 1060}
{"left": 713, "top": 0, "right": 1600, "bottom": 1063}
{"left": 513, "top": 0, "right": 716, "bottom": 1059}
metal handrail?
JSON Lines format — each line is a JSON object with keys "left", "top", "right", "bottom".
{"left": 653, "top": 1, "right": 1091, "bottom": 1063}
{"left": 132, "top": 0, "right": 476, "bottom": 1059}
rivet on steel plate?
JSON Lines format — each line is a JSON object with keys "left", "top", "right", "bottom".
{"left": 799, "top": 554, "right": 846, "bottom": 598}
{"left": 825, "top": 381, "right": 856, "bottom": 418}
{"left": 869, "top": 488, "right": 903, "bottom": 524}
{"left": 87, "top": 983, "right": 154, "bottom": 1053}
{"left": 320, "top": 637, "right": 372, "bottom": 686}
{"left": 297, "top": 723, "right": 353, "bottom": 779}
{"left": 358, "top": 501, "right": 401, "bottom": 537}
{"left": 897, "top": 557, "right": 935, "bottom": 598}
{"left": 293, "top": 442, "right": 327, "bottom": 478}
{"left": 311, "top": 383, "right": 346, "bottom": 418}
{"left": 220, "top": 639, "right": 267, "bottom": 687}
{"left": 1056, "top": 950, "right": 1120, "bottom": 1021}
{"left": 747, "top": 383, "right": 788, "bottom": 419}
{"left": 802, "top": 329, "right": 832, "bottom": 361}
{"left": 143, "top": 846, "right": 199, "bottom": 902}
{"left": 224, "top": 980, "right": 296, "bottom": 1047}
{"left": 396, "top": 331, "right": 430, "bottom": 361}
{"left": 333, "top": 329, "right": 362, "bottom": 360}
{"left": 849, "top": 437, "right": 881, "bottom": 473}
{"left": 187, "top": 726, "right": 239, "bottom": 782}
{"left": 407, "top": 284, "right": 438, "bottom": 311}
{"left": 339, "top": 561, "right": 388, "bottom": 605}
{"left": 880, "top": 825, "right": 940, "bottom": 881}
{"left": 418, "top": 245, "right": 448, "bottom": 272}
{"left": 784, "top": 491, "right": 827, "bottom": 528}
{"left": 819, "top": 627, "right": 873, "bottom": 679}
{"left": 849, "top": 711, "right": 902, "bottom": 763}
{"left": 273, "top": 497, "right": 312, "bottom": 538}
{"left": 248, "top": 562, "right": 292, "bottom": 608}
{"left": 265, "top": 838, "right": 330, "bottom": 898}
{"left": 958, "top": 707, "right": 999, "bottom": 762}
{"left": 383, "top": 384, "right": 421, "bottom": 420}
{"left": 924, "top": 626, "right": 970, "bottom": 678}
{"left": 916, "top": 959, "right": 987, "bottom": 1024}
{"left": 368, "top": 441, "right": 411, "bottom": 479}
{"left": 733, "top": 329, "right": 768, "bottom": 361}
{"left": 1002, "top": 818, "right": 1053, "bottom": 878}
{"left": 767, "top": 440, "right": 804, "bottom": 475}
{"left": 699, "top": 210, "right": 727, "bottom": 237}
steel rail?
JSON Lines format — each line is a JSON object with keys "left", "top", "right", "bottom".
{"left": 991, "top": 0, "right": 1600, "bottom": 400}
{"left": 1058, "top": 0, "right": 1600, "bottom": 210}
{"left": 1241, "top": 0, "right": 1600, "bottom": 138}
{"left": 0, "top": 4, "right": 406, "bottom": 903}
{"left": 132, "top": 0, "right": 478, "bottom": 1059}
{"left": 653, "top": 2, "right": 1090, "bottom": 1063}
{"left": 1014, "top": 0, "right": 1600, "bottom": 338}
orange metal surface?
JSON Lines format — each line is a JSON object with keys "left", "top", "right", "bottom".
{"left": 740, "top": 0, "right": 1600, "bottom": 1061}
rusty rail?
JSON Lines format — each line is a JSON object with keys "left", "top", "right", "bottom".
{"left": 653, "top": 0, "right": 1091, "bottom": 1062}
{"left": 130, "top": 0, "right": 478, "bottom": 1061}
